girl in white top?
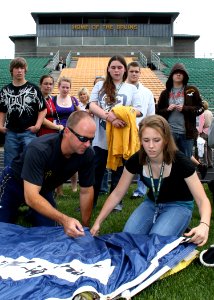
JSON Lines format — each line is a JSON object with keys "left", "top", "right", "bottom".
{"left": 89, "top": 55, "right": 142, "bottom": 207}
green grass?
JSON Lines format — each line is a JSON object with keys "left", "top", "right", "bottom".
{"left": 18, "top": 183, "right": 214, "bottom": 300}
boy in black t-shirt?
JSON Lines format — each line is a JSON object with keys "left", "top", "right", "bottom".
{"left": 0, "top": 57, "right": 47, "bottom": 167}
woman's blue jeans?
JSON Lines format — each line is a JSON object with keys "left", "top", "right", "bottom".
{"left": 123, "top": 198, "right": 192, "bottom": 237}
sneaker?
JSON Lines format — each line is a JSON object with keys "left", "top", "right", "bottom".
{"left": 113, "top": 203, "right": 123, "bottom": 212}
{"left": 99, "top": 190, "right": 108, "bottom": 195}
{"left": 197, "top": 163, "right": 208, "bottom": 179}
{"left": 199, "top": 245, "right": 214, "bottom": 267}
{"left": 130, "top": 193, "right": 143, "bottom": 199}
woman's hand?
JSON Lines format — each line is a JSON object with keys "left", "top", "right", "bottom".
{"left": 106, "top": 111, "right": 126, "bottom": 128}
{"left": 58, "top": 124, "right": 64, "bottom": 131}
{"left": 184, "top": 223, "right": 209, "bottom": 246}
{"left": 112, "top": 118, "right": 126, "bottom": 128}
{"left": 90, "top": 222, "right": 101, "bottom": 236}
{"left": 106, "top": 111, "right": 117, "bottom": 122}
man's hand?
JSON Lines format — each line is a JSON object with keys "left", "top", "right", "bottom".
{"left": 26, "top": 125, "right": 40, "bottom": 133}
{"left": 62, "top": 216, "right": 85, "bottom": 238}
{"left": 0, "top": 126, "right": 7, "bottom": 134}
{"left": 175, "top": 104, "right": 183, "bottom": 112}
{"left": 167, "top": 104, "right": 176, "bottom": 111}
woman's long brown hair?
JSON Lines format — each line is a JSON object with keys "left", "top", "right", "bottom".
{"left": 99, "top": 55, "right": 128, "bottom": 105}
{"left": 138, "top": 115, "right": 178, "bottom": 165}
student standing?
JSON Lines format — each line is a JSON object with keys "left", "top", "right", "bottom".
{"left": 156, "top": 63, "right": 207, "bottom": 178}
{"left": 89, "top": 55, "right": 142, "bottom": 210}
{"left": 0, "top": 57, "right": 47, "bottom": 166}
{"left": 53, "top": 77, "right": 80, "bottom": 195}
{"left": 38, "top": 75, "right": 64, "bottom": 136}
{"left": 126, "top": 61, "right": 155, "bottom": 199}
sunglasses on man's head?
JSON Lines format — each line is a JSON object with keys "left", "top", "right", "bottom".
{"left": 68, "top": 127, "right": 94, "bottom": 143}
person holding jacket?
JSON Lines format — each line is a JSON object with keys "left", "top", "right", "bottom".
{"left": 89, "top": 55, "right": 142, "bottom": 210}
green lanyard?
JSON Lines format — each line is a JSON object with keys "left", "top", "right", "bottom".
{"left": 147, "top": 158, "right": 165, "bottom": 206}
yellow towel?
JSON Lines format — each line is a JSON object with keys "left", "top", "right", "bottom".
{"left": 106, "top": 106, "right": 140, "bottom": 171}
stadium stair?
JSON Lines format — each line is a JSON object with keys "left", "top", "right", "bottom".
{"left": 52, "top": 57, "right": 165, "bottom": 100}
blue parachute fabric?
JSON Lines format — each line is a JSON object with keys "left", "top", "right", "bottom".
{"left": 0, "top": 222, "right": 196, "bottom": 300}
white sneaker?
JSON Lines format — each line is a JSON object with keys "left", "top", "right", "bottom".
{"left": 113, "top": 203, "right": 123, "bottom": 211}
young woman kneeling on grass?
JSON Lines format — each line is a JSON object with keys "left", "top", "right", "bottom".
{"left": 91, "top": 115, "right": 211, "bottom": 247}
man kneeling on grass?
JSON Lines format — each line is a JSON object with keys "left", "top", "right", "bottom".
{"left": 0, "top": 111, "right": 96, "bottom": 238}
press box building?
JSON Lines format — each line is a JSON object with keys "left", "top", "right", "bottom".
{"left": 9, "top": 12, "right": 199, "bottom": 63}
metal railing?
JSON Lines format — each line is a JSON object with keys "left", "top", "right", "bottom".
{"left": 65, "top": 51, "right": 72, "bottom": 68}
{"left": 137, "top": 51, "right": 147, "bottom": 67}
{"left": 151, "top": 51, "right": 161, "bottom": 70}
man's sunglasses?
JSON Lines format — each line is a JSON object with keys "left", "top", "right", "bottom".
{"left": 68, "top": 127, "right": 94, "bottom": 143}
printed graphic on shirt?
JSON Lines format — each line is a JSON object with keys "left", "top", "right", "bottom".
{"left": 0, "top": 86, "right": 43, "bottom": 125}
{"left": 169, "top": 88, "right": 184, "bottom": 105}
{"left": 99, "top": 91, "right": 127, "bottom": 130}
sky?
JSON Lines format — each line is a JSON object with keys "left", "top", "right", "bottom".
{"left": 0, "top": 0, "right": 212, "bottom": 59}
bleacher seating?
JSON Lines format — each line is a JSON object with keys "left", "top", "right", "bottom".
{"left": 160, "top": 57, "right": 214, "bottom": 109}
{"left": 52, "top": 57, "right": 165, "bottom": 100}
{"left": 138, "top": 68, "right": 165, "bottom": 101}
{"left": 0, "top": 57, "right": 51, "bottom": 89}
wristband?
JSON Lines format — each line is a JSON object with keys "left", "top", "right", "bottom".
{"left": 200, "top": 221, "right": 210, "bottom": 228}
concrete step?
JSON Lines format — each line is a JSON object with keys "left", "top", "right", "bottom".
{"left": 153, "top": 70, "right": 168, "bottom": 85}
{"left": 51, "top": 70, "right": 60, "bottom": 83}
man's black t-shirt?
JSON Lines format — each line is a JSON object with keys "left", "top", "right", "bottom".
{"left": 11, "top": 132, "right": 95, "bottom": 193}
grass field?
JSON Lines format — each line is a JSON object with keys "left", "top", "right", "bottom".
{"left": 18, "top": 182, "right": 214, "bottom": 300}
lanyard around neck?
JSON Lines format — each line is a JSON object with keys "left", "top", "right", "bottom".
{"left": 45, "top": 96, "right": 54, "bottom": 116}
{"left": 147, "top": 158, "right": 165, "bottom": 205}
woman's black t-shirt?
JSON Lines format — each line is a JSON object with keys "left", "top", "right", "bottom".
{"left": 125, "top": 150, "right": 196, "bottom": 203}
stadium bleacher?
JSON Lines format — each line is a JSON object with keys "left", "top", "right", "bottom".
{"left": 52, "top": 56, "right": 165, "bottom": 100}
{"left": 0, "top": 56, "right": 213, "bottom": 105}
{"left": 0, "top": 57, "right": 51, "bottom": 89}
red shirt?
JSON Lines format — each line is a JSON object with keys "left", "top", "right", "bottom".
{"left": 38, "top": 96, "right": 57, "bottom": 136}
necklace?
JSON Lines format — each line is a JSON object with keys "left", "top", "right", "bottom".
{"left": 58, "top": 96, "right": 69, "bottom": 107}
